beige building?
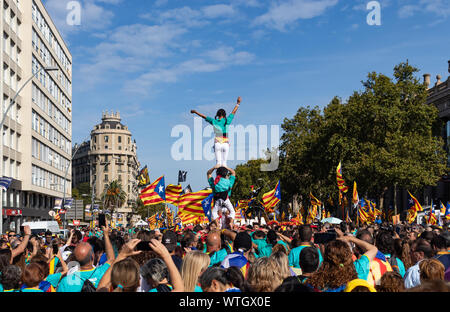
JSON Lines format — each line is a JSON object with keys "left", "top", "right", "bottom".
{"left": 73, "top": 111, "right": 140, "bottom": 226}
{"left": 1, "top": 0, "right": 72, "bottom": 232}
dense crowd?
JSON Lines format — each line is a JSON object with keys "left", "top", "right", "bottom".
{"left": 1, "top": 220, "right": 449, "bottom": 293}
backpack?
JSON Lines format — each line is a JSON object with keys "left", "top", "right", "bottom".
{"left": 79, "top": 268, "right": 98, "bottom": 293}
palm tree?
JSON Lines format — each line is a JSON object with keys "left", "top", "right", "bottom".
{"left": 102, "top": 180, "right": 127, "bottom": 215}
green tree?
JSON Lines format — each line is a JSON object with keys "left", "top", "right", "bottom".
{"left": 134, "top": 197, "right": 165, "bottom": 219}
{"left": 102, "top": 180, "right": 127, "bottom": 215}
{"left": 280, "top": 61, "right": 447, "bottom": 213}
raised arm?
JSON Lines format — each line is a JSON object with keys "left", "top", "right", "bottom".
{"left": 207, "top": 164, "right": 220, "bottom": 179}
{"left": 224, "top": 166, "right": 236, "bottom": 177}
{"left": 102, "top": 225, "right": 116, "bottom": 264}
{"left": 190, "top": 110, "right": 207, "bottom": 119}
{"left": 11, "top": 225, "right": 31, "bottom": 259}
{"left": 149, "top": 239, "right": 184, "bottom": 292}
{"left": 336, "top": 228, "right": 378, "bottom": 261}
{"left": 231, "top": 97, "right": 241, "bottom": 115}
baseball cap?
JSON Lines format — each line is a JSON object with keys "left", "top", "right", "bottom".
{"left": 233, "top": 232, "right": 252, "bottom": 252}
{"left": 162, "top": 230, "right": 177, "bottom": 246}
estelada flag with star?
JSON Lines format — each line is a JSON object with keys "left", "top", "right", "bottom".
{"left": 139, "top": 176, "right": 166, "bottom": 206}
{"left": 407, "top": 191, "right": 423, "bottom": 212}
{"left": 336, "top": 162, "right": 349, "bottom": 193}
{"left": 427, "top": 207, "right": 438, "bottom": 225}
{"left": 177, "top": 189, "right": 212, "bottom": 217}
{"left": 262, "top": 181, "right": 281, "bottom": 212}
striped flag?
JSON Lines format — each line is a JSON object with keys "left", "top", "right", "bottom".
{"left": 0, "top": 177, "right": 13, "bottom": 191}
{"left": 446, "top": 202, "right": 450, "bottom": 221}
{"left": 54, "top": 212, "right": 63, "bottom": 228}
{"left": 309, "top": 192, "right": 322, "bottom": 207}
{"left": 165, "top": 206, "right": 174, "bottom": 227}
{"left": 262, "top": 181, "right": 281, "bottom": 212}
{"left": 336, "top": 162, "right": 349, "bottom": 193}
{"left": 177, "top": 189, "right": 212, "bottom": 218}
{"left": 407, "top": 191, "right": 423, "bottom": 212}
{"left": 358, "top": 198, "right": 370, "bottom": 224}
{"left": 139, "top": 176, "right": 166, "bottom": 206}
{"left": 352, "top": 181, "right": 359, "bottom": 205}
{"left": 427, "top": 208, "right": 438, "bottom": 225}
{"left": 306, "top": 205, "right": 318, "bottom": 224}
{"left": 165, "top": 184, "right": 182, "bottom": 205}
{"left": 147, "top": 215, "right": 157, "bottom": 230}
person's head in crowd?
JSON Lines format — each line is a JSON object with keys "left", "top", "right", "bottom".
{"left": 181, "top": 232, "right": 198, "bottom": 251}
{"left": 199, "top": 266, "right": 236, "bottom": 292}
{"left": 73, "top": 242, "right": 94, "bottom": 268}
{"left": 431, "top": 235, "right": 448, "bottom": 254}
{"left": 233, "top": 232, "right": 253, "bottom": 257}
{"left": 440, "top": 231, "right": 450, "bottom": 247}
{"left": 140, "top": 258, "right": 169, "bottom": 290}
{"left": 298, "top": 225, "right": 313, "bottom": 243}
{"left": 406, "top": 280, "right": 450, "bottom": 292}
{"left": 355, "top": 229, "right": 373, "bottom": 257}
{"left": 71, "top": 230, "right": 82, "bottom": 245}
{"left": 344, "top": 279, "right": 377, "bottom": 292}
{"left": 393, "top": 238, "right": 412, "bottom": 269}
{"left": 252, "top": 231, "right": 265, "bottom": 240}
{"left": 419, "top": 258, "right": 445, "bottom": 283}
{"left": 275, "top": 276, "right": 314, "bottom": 292}
{"left": 410, "top": 239, "right": 434, "bottom": 265}
{"left": 22, "top": 263, "right": 45, "bottom": 289}
{"left": 181, "top": 251, "right": 210, "bottom": 292}
{"left": 375, "top": 230, "right": 395, "bottom": 255}
{"left": 29, "top": 254, "right": 50, "bottom": 279}
{"left": 271, "top": 242, "right": 289, "bottom": 255}
{"left": 111, "top": 258, "right": 140, "bottom": 292}
{"left": 299, "top": 247, "right": 320, "bottom": 276}
{"left": 0, "top": 249, "right": 12, "bottom": 273}
{"left": 45, "top": 231, "right": 53, "bottom": 245}
{"left": 420, "top": 230, "right": 435, "bottom": 244}
{"left": 206, "top": 231, "right": 221, "bottom": 253}
{"left": 270, "top": 250, "right": 291, "bottom": 281}
{"left": 266, "top": 230, "right": 278, "bottom": 246}
{"left": 375, "top": 271, "right": 405, "bottom": 292}
{"left": 86, "top": 236, "right": 105, "bottom": 266}
{"left": 308, "top": 240, "right": 358, "bottom": 291}
{"left": 162, "top": 230, "right": 177, "bottom": 255}
{"left": 224, "top": 266, "right": 248, "bottom": 292}
{"left": 247, "top": 257, "right": 284, "bottom": 292}
{"left": 1, "top": 265, "right": 22, "bottom": 291}
{"left": 136, "top": 230, "right": 154, "bottom": 242}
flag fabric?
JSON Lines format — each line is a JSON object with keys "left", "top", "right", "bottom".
{"left": 165, "top": 184, "right": 183, "bottom": 205}
{"left": 178, "top": 170, "right": 187, "bottom": 183}
{"left": 291, "top": 212, "right": 303, "bottom": 225}
{"left": 236, "top": 199, "right": 251, "bottom": 210}
{"left": 0, "top": 177, "right": 13, "bottom": 191}
{"left": 346, "top": 209, "right": 352, "bottom": 223}
{"left": 177, "top": 189, "right": 213, "bottom": 218}
{"left": 427, "top": 208, "right": 438, "bottom": 225}
{"left": 182, "top": 185, "right": 193, "bottom": 195}
{"left": 262, "top": 181, "right": 281, "bottom": 212}
{"left": 336, "top": 162, "right": 349, "bottom": 193}
{"left": 165, "top": 206, "right": 174, "bottom": 227}
{"left": 201, "top": 193, "right": 214, "bottom": 223}
{"left": 137, "top": 166, "right": 150, "bottom": 187}
{"left": 445, "top": 202, "right": 450, "bottom": 221}
{"left": 309, "top": 192, "right": 322, "bottom": 207}
{"left": 407, "top": 191, "right": 423, "bottom": 212}
{"left": 306, "top": 205, "right": 318, "bottom": 224}
{"left": 140, "top": 176, "right": 166, "bottom": 206}
{"left": 147, "top": 215, "right": 157, "bottom": 230}
{"left": 440, "top": 202, "right": 446, "bottom": 216}
{"left": 358, "top": 198, "right": 370, "bottom": 224}
{"left": 352, "top": 181, "right": 359, "bottom": 205}
{"left": 54, "top": 212, "right": 63, "bottom": 228}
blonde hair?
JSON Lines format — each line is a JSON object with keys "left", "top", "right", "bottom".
{"left": 111, "top": 258, "right": 141, "bottom": 292}
{"left": 419, "top": 259, "right": 445, "bottom": 283}
{"left": 181, "top": 251, "right": 211, "bottom": 292}
{"left": 270, "top": 250, "right": 291, "bottom": 281}
{"left": 247, "top": 257, "right": 283, "bottom": 292}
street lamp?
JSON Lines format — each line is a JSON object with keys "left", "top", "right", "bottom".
{"left": 0, "top": 66, "right": 58, "bottom": 234}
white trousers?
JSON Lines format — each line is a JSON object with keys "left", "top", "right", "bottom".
{"left": 214, "top": 142, "right": 229, "bottom": 167}
{"left": 212, "top": 198, "right": 235, "bottom": 220}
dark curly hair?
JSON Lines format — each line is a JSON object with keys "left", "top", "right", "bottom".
{"left": 307, "top": 240, "right": 358, "bottom": 290}
{"left": 376, "top": 271, "right": 405, "bottom": 292}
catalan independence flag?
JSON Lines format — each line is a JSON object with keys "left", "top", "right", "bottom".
{"left": 352, "top": 181, "right": 359, "bottom": 205}
{"left": 427, "top": 208, "right": 438, "bottom": 225}
{"left": 446, "top": 202, "right": 450, "bottom": 220}
{"left": 336, "top": 162, "right": 349, "bottom": 193}
{"left": 165, "top": 184, "right": 182, "bottom": 205}
{"left": 177, "top": 189, "right": 212, "bottom": 217}
{"left": 309, "top": 192, "right": 322, "bottom": 207}
{"left": 262, "top": 181, "right": 281, "bottom": 212}
{"left": 407, "top": 191, "right": 423, "bottom": 212}
{"left": 358, "top": 198, "right": 369, "bottom": 224}
{"left": 140, "top": 176, "right": 166, "bottom": 206}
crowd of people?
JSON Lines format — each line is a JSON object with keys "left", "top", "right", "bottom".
{"left": 1, "top": 218, "right": 449, "bottom": 293}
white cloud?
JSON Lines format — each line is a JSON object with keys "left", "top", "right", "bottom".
{"left": 253, "top": 0, "right": 339, "bottom": 31}
{"left": 398, "top": 0, "right": 450, "bottom": 18}
{"left": 202, "top": 4, "right": 236, "bottom": 19}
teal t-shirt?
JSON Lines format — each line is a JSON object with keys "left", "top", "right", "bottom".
{"left": 46, "top": 273, "right": 62, "bottom": 288}
{"left": 209, "top": 249, "right": 229, "bottom": 266}
{"left": 208, "top": 176, "right": 236, "bottom": 196}
{"left": 385, "top": 254, "right": 406, "bottom": 277}
{"left": 194, "top": 285, "right": 203, "bottom": 292}
{"left": 0, "top": 283, "right": 3, "bottom": 292}
{"left": 56, "top": 263, "right": 111, "bottom": 292}
{"left": 252, "top": 239, "right": 272, "bottom": 258}
{"left": 21, "top": 288, "right": 44, "bottom": 292}
{"left": 205, "top": 114, "right": 235, "bottom": 137}
{"left": 149, "top": 284, "right": 173, "bottom": 292}
{"left": 354, "top": 255, "right": 371, "bottom": 280}
{"left": 289, "top": 244, "right": 323, "bottom": 268}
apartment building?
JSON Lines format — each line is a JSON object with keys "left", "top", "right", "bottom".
{"left": 1, "top": 0, "right": 72, "bottom": 232}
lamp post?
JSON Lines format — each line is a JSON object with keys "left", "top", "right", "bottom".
{"left": 0, "top": 66, "right": 58, "bottom": 234}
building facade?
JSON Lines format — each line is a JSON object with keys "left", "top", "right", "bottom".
{"left": 0, "top": 0, "right": 72, "bottom": 232}
{"left": 72, "top": 111, "right": 140, "bottom": 227}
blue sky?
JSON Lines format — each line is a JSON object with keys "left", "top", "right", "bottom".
{"left": 42, "top": 0, "right": 450, "bottom": 191}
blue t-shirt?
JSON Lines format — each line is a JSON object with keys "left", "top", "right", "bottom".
{"left": 56, "top": 263, "right": 111, "bottom": 292}
{"left": 289, "top": 244, "right": 323, "bottom": 268}
{"left": 354, "top": 255, "right": 371, "bottom": 281}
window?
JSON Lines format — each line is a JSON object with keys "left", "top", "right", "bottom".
{"left": 118, "top": 136, "right": 122, "bottom": 143}
{"left": 104, "top": 136, "right": 109, "bottom": 143}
